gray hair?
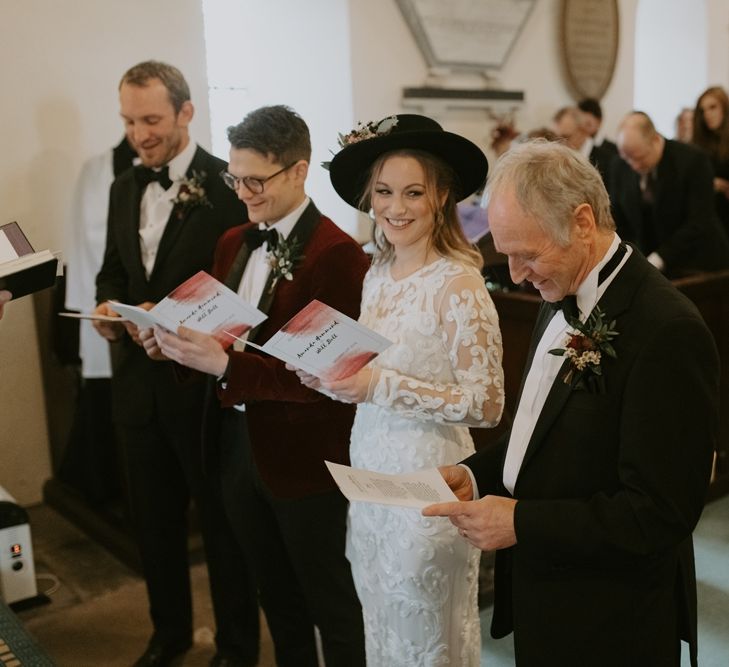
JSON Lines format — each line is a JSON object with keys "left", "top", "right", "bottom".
{"left": 484, "top": 139, "right": 615, "bottom": 245}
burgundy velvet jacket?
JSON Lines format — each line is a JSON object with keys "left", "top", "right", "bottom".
{"left": 210, "top": 201, "right": 369, "bottom": 498}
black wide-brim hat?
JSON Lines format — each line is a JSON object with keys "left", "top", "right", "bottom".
{"left": 329, "top": 114, "right": 488, "bottom": 210}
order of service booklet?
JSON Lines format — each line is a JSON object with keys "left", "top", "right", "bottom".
{"left": 325, "top": 461, "right": 458, "bottom": 509}
{"left": 227, "top": 299, "right": 392, "bottom": 381}
{"left": 0, "top": 222, "right": 59, "bottom": 300}
{"left": 108, "top": 271, "right": 267, "bottom": 348}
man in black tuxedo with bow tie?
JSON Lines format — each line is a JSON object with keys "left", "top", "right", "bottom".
{"left": 93, "top": 61, "right": 258, "bottom": 667}
{"left": 425, "top": 140, "right": 718, "bottom": 666}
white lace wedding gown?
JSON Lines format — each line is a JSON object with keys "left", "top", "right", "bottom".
{"left": 347, "top": 257, "right": 504, "bottom": 666}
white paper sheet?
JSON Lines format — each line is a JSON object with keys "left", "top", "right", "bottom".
{"left": 325, "top": 461, "right": 457, "bottom": 509}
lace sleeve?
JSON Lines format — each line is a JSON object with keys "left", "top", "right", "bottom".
{"left": 368, "top": 272, "right": 504, "bottom": 427}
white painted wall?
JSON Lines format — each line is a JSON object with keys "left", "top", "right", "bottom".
{"left": 634, "top": 0, "right": 708, "bottom": 137}
{"left": 0, "top": 0, "right": 212, "bottom": 505}
{"left": 202, "top": 0, "right": 356, "bottom": 236}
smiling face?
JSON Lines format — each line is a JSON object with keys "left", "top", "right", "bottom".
{"left": 371, "top": 154, "right": 439, "bottom": 257}
{"left": 488, "top": 187, "right": 594, "bottom": 302}
{"left": 228, "top": 147, "right": 306, "bottom": 224}
{"left": 119, "top": 79, "right": 192, "bottom": 168}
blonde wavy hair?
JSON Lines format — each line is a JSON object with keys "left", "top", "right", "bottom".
{"left": 358, "top": 149, "right": 483, "bottom": 270}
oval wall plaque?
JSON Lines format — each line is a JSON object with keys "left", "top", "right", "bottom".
{"left": 560, "top": 0, "right": 619, "bottom": 99}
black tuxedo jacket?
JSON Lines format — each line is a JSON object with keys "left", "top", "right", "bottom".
{"left": 609, "top": 139, "right": 729, "bottom": 276}
{"left": 467, "top": 249, "right": 718, "bottom": 666}
{"left": 588, "top": 141, "right": 616, "bottom": 186}
{"left": 96, "top": 145, "right": 245, "bottom": 424}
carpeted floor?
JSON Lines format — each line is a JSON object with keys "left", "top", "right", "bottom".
{"left": 9, "top": 496, "right": 729, "bottom": 666}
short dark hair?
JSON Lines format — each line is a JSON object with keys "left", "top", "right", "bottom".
{"left": 119, "top": 61, "right": 191, "bottom": 113}
{"left": 577, "top": 98, "right": 603, "bottom": 120}
{"left": 227, "top": 105, "right": 311, "bottom": 164}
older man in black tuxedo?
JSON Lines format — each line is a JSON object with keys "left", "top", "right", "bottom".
{"left": 426, "top": 140, "right": 718, "bottom": 666}
{"left": 93, "top": 61, "right": 258, "bottom": 667}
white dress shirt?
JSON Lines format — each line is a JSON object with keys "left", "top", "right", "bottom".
{"left": 138, "top": 139, "right": 197, "bottom": 277}
{"left": 228, "top": 196, "right": 310, "bottom": 411}
{"left": 501, "top": 234, "right": 631, "bottom": 494}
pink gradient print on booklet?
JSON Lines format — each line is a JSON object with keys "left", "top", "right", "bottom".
{"left": 228, "top": 299, "right": 391, "bottom": 381}
{"left": 110, "top": 271, "right": 267, "bottom": 349}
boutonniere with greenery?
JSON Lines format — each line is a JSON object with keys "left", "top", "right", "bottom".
{"left": 548, "top": 305, "right": 619, "bottom": 392}
{"left": 171, "top": 170, "right": 212, "bottom": 218}
{"left": 267, "top": 233, "right": 304, "bottom": 293}
{"left": 321, "top": 116, "right": 399, "bottom": 169}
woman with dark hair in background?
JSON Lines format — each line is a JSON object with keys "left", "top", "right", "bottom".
{"left": 693, "top": 86, "right": 729, "bottom": 238}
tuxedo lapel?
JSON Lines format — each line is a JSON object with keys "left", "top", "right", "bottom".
{"left": 515, "top": 249, "right": 644, "bottom": 485}
{"left": 152, "top": 146, "right": 207, "bottom": 276}
{"left": 121, "top": 175, "right": 148, "bottom": 284}
{"left": 249, "top": 201, "right": 321, "bottom": 342}
{"left": 224, "top": 232, "right": 252, "bottom": 291}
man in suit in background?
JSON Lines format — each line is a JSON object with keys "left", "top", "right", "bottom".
{"left": 553, "top": 106, "right": 615, "bottom": 185}
{"left": 425, "top": 140, "right": 718, "bottom": 666}
{"left": 611, "top": 110, "right": 729, "bottom": 277}
{"left": 148, "top": 105, "right": 367, "bottom": 667}
{"left": 578, "top": 97, "right": 618, "bottom": 156}
{"left": 93, "top": 61, "right": 258, "bottom": 667}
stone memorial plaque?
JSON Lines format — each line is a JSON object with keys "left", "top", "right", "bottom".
{"left": 396, "top": 0, "right": 535, "bottom": 70}
{"left": 560, "top": 0, "right": 619, "bottom": 99}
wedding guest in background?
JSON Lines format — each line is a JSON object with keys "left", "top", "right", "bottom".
{"left": 490, "top": 119, "right": 519, "bottom": 157}
{"left": 93, "top": 61, "right": 258, "bottom": 667}
{"left": 0, "top": 290, "right": 11, "bottom": 319}
{"left": 577, "top": 97, "right": 618, "bottom": 155}
{"left": 553, "top": 106, "right": 615, "bottom": 185}
{"left": 425, "top": 139, "right": 718, "bottom": 667}
{"left": 611, "top": 110, "right": 729, "bottom": 276}
{"left": 692, "top": 86, "right": 729, "bottom": 238}
{"left": 675, "top": 107, "right": 694, "bottom": 143}
{"left": 147, "top": 105, "right": 367, "bottom": 667}
{"left": 294, "top": 114, "right": 505, "bottom": 665}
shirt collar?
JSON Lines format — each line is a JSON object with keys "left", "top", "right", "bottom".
{"left": 258, "top": 196, "right": 310, "bottom": 240}
{"left": 575, "top": 233, "right": 628, "bottom": 317}
{"left": 166, "top": 138, "right": 196, "bottom": 182}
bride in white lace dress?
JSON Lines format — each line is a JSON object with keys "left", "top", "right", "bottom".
{"left": 295, "top": 115, "right": 504, "bottom": 665}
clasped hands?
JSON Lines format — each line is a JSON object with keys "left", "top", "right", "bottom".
{"left": 423, "top": 465, "right": 518, "bottom": 552}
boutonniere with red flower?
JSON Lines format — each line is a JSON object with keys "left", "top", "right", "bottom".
{"left": 549, "top": 305, "right": 618, "bottom": 392}
{"left": 172, "top": 170, "right": 212, "bottom": 218}
{"left": 267, "top": 233, "right": 305, "bottom": 293}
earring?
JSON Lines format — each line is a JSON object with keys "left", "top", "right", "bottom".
{"left": 368, "top": 207, "right": 376, "bottom": 221}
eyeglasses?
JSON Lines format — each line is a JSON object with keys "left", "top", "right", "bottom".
{"left": 220, "top": 161, "right": 298, "bottom": 194}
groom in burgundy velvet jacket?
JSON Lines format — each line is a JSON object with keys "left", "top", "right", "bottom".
{"left": 149, "top": 105, "right": 368, "bottom": 667}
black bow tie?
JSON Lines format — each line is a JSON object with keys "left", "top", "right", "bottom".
{"left": 551, "top": 243, "right": 627, "bottom": 320}
{"left": 135, "top": 165, "right": 173, "bottom": 190}
{"left": 245, "top": 227, "right": 279, "bottom": 251}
